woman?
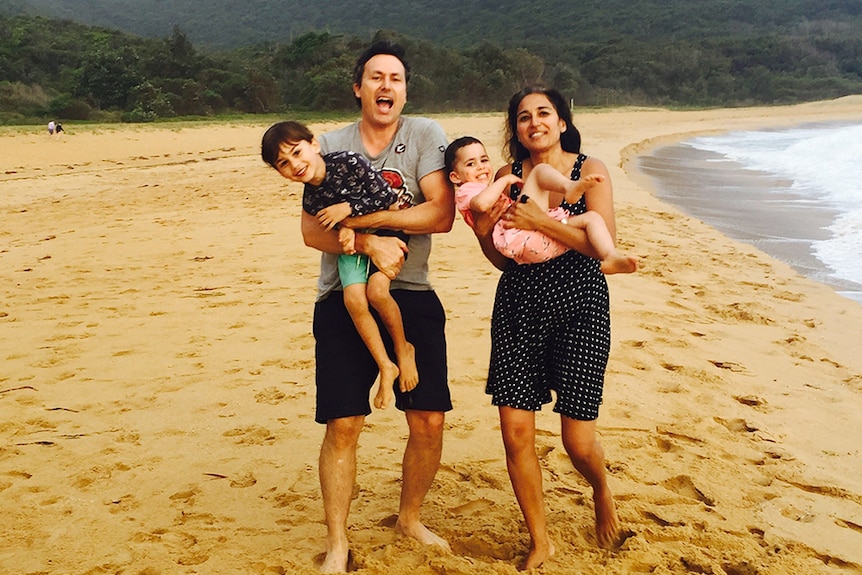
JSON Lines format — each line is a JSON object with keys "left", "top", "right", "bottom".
{"left": 472, "top": 86, "right": 621, "bottom": 570}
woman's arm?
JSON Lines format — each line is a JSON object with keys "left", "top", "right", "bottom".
{"left": 505, "top": 156, "right": 615, "bottom": 259}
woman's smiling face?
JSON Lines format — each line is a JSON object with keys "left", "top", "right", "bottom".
{"left": 515, "top": 93, "right": 566, "bottom": 153}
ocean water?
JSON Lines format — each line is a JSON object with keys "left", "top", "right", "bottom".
{"left": 638, "top": 121, "right": 862, "bottom": 305}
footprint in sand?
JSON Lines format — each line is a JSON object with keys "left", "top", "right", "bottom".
{"left": 661, "top": 474, "right": 716, "bottom": 506}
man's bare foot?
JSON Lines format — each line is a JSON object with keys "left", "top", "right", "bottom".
{"left": 373, "top": 362, "right": 399, "bottom": 409}
{"left": 594, "top": 487, "right": 621, "bottom": 549}
{"left": 320, "top": 540, "right": 349, "bottom": 573}
{"left": 395, "top": 518, "right": 451, "bottom": 551}
{"left": 600, "top": 253, "right": 638, "bottom": 275}
{"left": 520, "top": 540, "right": 555, "bottom": 571}
{"left": 396, "top": 343, "right": 419, "bottom": 392}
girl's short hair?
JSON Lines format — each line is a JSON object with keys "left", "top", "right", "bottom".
{"left": 444, "top": 136, "right": 483, "bottom": 173}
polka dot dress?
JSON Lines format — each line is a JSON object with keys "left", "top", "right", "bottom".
{"left": 486, "top": 155, "right": 611, "bottom": 421}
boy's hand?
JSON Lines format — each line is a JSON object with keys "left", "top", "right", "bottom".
{"left": 317, "top": 203, "right": 352, "bottom": 231}
{"left": 338, "top": 227, "right": 356, "bottom": 255}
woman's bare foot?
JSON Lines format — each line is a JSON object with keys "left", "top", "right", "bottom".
{"left": 395, "top": 517, "right": 451, "bottom": 551}
{"left": 594, "top": 487, "right": 621, "bottom": 549}
{"left": 373, "top": 362, "right": 399, "bottom": 409}
{"left": 520, "top": 540, "right": 555, "bottom": 571}
{"left": 600, "top": 253, "right": 638, "bottom": 275}
{"left": 396, "top": 342, "right": 419, "bottom": 392}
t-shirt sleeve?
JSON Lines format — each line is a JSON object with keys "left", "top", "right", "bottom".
{"left": 415, "top": 120, "right": 448, "bottom": 182}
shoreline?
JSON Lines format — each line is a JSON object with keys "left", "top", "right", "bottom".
{"left": 635, "top": 137, "right": 862, "bottom": 304}
{"left": 2, "top": 102, "right": 862, "bottom": 574}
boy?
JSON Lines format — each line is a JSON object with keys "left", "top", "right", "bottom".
{"left": 445, "top": 136, "right": 638, "bottom": 273}
{"left": 261, "top": 121, "right": 418, "bottom": 409}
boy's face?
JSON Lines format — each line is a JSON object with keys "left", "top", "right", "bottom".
{"left": 449, "top": 142, "right": 492, "bottom": 186}
{"left": 274, "top": 138, "right": 326, "bottom": 185}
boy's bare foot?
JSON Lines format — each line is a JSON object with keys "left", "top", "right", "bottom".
{"left": 395, "top": 518, "right": 451, "bottom": 551}
{"left": 373, "top": 362, "right": 399, "bottom": 409}
{"left": 600, "top": 253, "right": 638, "bottom": 275}
{"left": 520, "top": 540, "right": 555, "bottom": 571}
{"left": 594, "top": 487, "right": 621, "bottom": 549}
{"left": 396, "top": 343, "right": 419, "bottom": 392}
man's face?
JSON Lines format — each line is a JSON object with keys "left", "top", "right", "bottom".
{"left": 353, "top": 54, "right": 407, "bottom": 128}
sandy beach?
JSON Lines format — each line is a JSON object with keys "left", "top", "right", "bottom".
{"left": 3, "top": 99, "right": 862, "bottom": 575}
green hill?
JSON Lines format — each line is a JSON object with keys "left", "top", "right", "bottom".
{"left": 11, "top": 0, "right": 862, "bottom": 49}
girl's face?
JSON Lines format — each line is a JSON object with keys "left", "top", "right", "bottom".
{"left": 275, "top": 138, "right": 326, "bottom": 185}
{"left": 515, "top": 93, "right": 567, "bottom": 153}
{"left": 449, "top": 142, "right": 493, "bottom": 185}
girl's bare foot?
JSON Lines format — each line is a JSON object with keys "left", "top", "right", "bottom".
{"left": 373, "top": 362, "right": 399, "bottom": 409}
{"left": 600, "top": 253, "right": 638, "bottom": 275}
{"left": 396, "top": 342, "right": 419, "bottom": 392}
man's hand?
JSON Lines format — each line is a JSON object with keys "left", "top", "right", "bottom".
{"left": 360, "top": 234, "right": 408, "bottom": 280}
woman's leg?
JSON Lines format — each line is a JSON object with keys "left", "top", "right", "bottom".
{"left": 560, "top": 416, "right": 621, "bottom": 548}
{"left": 499, "top": 406, "right": 555, "bottom": 570}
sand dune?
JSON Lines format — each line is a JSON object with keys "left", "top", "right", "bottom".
{"left": 2, "top": 100, "right": 862, "bottom": 574}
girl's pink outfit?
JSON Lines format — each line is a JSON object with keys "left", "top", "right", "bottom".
{"left": 455, "top": 182, "right": 569, "bottom": 264}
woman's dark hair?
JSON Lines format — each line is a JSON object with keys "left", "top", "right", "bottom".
{"left": 261, "top": 121, "right": 315, "bottom": 168}
{"left": 352, "top": 40, "right": 411, "bottom": 109}
{"left": 504, "top": 86, "right": 581, "bottom": 162}
{"left": 444, "top": 135, "right": 483, "bottom": 173}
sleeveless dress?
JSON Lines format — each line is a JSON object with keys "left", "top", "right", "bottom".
{"left": 486, "top": 154, "right": 611, "bottom": 421}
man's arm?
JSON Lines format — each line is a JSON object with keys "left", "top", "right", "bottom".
{"left": 301, "top": 210, "right": 407, "bottom": 280}
{"left": 341, "top": 169, "right": 455, "bottom": 235}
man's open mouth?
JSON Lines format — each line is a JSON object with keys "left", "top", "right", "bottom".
{"left": 376, "top": 97, "right": 394, "bottom": 110}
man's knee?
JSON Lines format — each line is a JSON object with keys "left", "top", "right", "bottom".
{"left": 406, "top": 410, "right": 444, "bottom": 441}
{"left": 323, "top": 416, "right": 365, "bottom": 450}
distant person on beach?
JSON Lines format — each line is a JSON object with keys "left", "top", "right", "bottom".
{"left": 261, "top": 120, "right": 419, "bottom": 410}
{"left": 47, "top": 121, "right": 55, "bottom": 135}
{"left": 445, "top": 136, "right": 637, "bottom": 273}
{"left": 299, "top": 40, "right": 454, "bottom": 573}
{"left": 467, "top": 86, "right": 625, "bottom": 570}
{"left": 55, "top": 122, "right": 64, "bottom": 135}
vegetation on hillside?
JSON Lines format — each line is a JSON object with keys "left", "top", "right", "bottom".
{"left": 1, "top": 7, "right": 862, "bottom": 124}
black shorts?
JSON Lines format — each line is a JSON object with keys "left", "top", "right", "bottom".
{"left": 313, "top": 289, "right": 451, "bottom": 423}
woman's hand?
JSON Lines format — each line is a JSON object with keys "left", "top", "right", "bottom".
{"left": 501, "top": 195, "right": 548, "bottom": 232}
{"left": 472, "top": 194, "right": 510, "bottom": 238}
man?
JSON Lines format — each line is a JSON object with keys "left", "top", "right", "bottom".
{"left": 300, "top": 40, "right": 454, "bottom": 573}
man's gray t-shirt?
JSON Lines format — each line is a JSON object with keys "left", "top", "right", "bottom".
{"left": 316, "top": 116, "right": 448, "bottom": 302}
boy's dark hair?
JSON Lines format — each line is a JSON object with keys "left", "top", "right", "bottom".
{"left": 352, "top": 40, "right": 411, "bottom": 108}
{"left": 444, "top": 136, "right": 483, "bottom": 174}
{"left": 261, "top": 121, "right": 315, "bottom": 168}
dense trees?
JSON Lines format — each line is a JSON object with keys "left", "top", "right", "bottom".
{"left": 1, "top": 12, "right": 862, "bottom": 124}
